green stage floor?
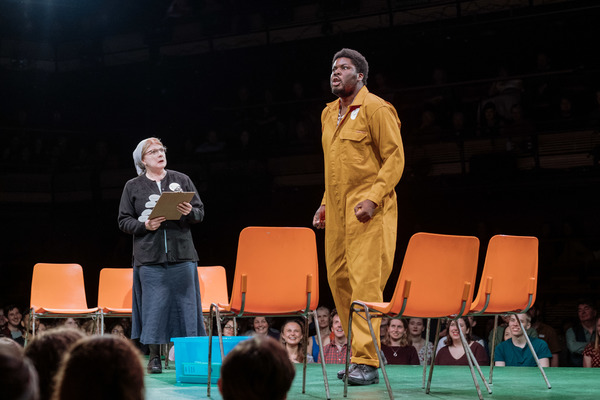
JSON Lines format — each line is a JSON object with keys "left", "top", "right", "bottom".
{"left": 145, "top": 361, "right": 600, "bottom": 400}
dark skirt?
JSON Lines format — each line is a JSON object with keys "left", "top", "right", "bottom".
{"left": 132, "top": 261, "right": 206, "bottom": 344}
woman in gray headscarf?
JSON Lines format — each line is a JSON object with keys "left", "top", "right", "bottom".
{"left": 118, "top": 137, "right": 206, "bottom": 374}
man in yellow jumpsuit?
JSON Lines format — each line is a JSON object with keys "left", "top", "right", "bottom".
{"left": 313, "top": 48, "right": 405, "bottom": 385}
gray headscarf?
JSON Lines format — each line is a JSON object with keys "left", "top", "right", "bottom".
{"left": 133, "top": 138, "right": 148, "bottom": 176}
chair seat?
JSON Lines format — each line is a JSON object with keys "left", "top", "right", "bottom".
{"left": 34, "top": 306, "right": 99, "bottom": 314}
{"left": 101, "top": 307, "right": 132, "bottom": 314}
{"left": 357, "top": 301, "right": 391, "bottom": 313}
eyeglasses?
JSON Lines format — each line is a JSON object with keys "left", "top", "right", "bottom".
{"left": 224, "top": 325, "right": 235, "bottom": 330}
{"left": 144, "top": 147, "right": 167, "bottom": 156}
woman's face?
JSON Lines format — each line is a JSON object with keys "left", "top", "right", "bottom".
{"left": 64, "top": 318, "right": 79, "bottom": 329}
{"left": 408, "top": 318, "right": 424, "bottom": 336}
{"left": 282, "top": 322, "right": 303, "bottom": 346}
{"left": 111, "top": 324, "right": 126, "bottom": 339}
{"left": 387, "top": 319, "right": 405, "bottom": 341}
{"left": 223, "top": 321, "right": 235, "bottom": 337}
{"left": 253, "top": 317, "right": 269, "bottom": 335}
{"left": 448, "top": 319, "right": 467, "bottom": 342}
{"left": 142, "top": 142, "right": 167, "bottom": 171}
{"left": 503, "top": 326, "right": 512, "bottom": 341}
{"left": 316, "top": 309, "right": 330, "bottom": 329}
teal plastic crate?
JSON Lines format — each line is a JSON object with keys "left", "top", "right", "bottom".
{"left": 171, "top": 336, "right": 251, "bottom": 384}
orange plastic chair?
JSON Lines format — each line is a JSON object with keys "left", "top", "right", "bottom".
{"left": 469, "top": 235, "right": 551, "bottom": 388}
{"left": 343, "top": 232, "right": 483, "bottom": 400}
{"left": 29, "top": 263, "right": 99, "bottom": 343}
{"left": 197, "top": 266, "right": 229, "bottom": 314}
{"left": 97, "top": 268, "right": 133, "bottom": 334}
{"left": 207, "top": 226, "right": 330, "bottom": 399}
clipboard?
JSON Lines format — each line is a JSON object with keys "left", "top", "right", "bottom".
{"left": 148, "top": 192, "right": 195, "bottom": 220}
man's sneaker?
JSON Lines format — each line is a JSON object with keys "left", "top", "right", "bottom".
{"left": 347, "top": 364, "right": 379, "bottom": 385}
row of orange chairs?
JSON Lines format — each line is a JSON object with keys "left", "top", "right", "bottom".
{"left": 28, "top": 228, "right": 548, "bottom": 400}
{"left": 28, "top": 264, "right": 229, "bottom": 336}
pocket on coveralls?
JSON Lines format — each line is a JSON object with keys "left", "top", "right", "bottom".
{"left": 339, "top": 130, "right": 368, "bottom": 163}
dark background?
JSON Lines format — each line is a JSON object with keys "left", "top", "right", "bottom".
{"left": 1, "top": 0, "right": 600, "bottom": 335}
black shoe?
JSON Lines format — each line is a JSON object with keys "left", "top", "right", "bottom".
{"left": 337, "top": 363, "right": 357, "bottom": 380}
{"left": 347, "top": 364, "right": 379, "bottom": 386}
{"left": 147, "top": 356, "right": 162, "bottom": 374}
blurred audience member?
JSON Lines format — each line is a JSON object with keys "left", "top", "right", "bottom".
{"left": 566, "top": 300, "right": 597, "bottom": 366}
{"left": 408, "top": 318, "right": 434, "bottom": 366}
{"left": 0, "top": 344, "right": 39, "bottom": 400}
{"left": 245, "top": 317, "right": 280, "bottom": 340}
{"left": 219, "top": 335, "right": 295, "bottom": 400}
{"left": 51, "top": 335, "right": 145, "bottom": 400}
{"left": 25, "top": 327, "right": 85, "bottom": 400}
{"left": 527, "top": 305, "right": 561, "bottom": 367}
{"left": 583, "top": 315, "right": 600, "bottom": 368}
{"left": 307, "top": 306, "right": 330, "bottom": 362}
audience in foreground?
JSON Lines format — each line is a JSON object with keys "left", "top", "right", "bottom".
{"left": 219, "top": 335, "right": 295, "bottom": 400}
{"left": 0, "top": 338, "right": 39, "bottom": 400}
{"left": 51, "top": 335, "right": 145, "bottom": 400}
{"left": 24, "top": 328, "right": 85, "bottom": 400}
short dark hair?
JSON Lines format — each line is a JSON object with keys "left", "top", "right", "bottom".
{"left": 332, "top": 48, "right": 369, "bottom": 85}
{"left": 0, "top": 346, "right": 39, "bottom": 400}
{"left": 219, "top": 336, "right": 295, "bottom": 400}
{"left": 25, "top": 327, "right": 85, "bottom": 400}
{"left": 52, "top": 336, "right": 144, "bottom": 400}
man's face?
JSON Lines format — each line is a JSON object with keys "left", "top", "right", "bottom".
{"left": 330, "top": 57, "right": 363, "bottom": 98}
{"left": 7, "top": 307, "right": 22, "bottom": 328}
{"left": 508, "top": 314, "right": 530, "bottom": 338}
{"left": 331, "top": 315, "right": 345, "bottom": 340}
{"left": 578, "top": 304, "right": 596, "bottom": 323}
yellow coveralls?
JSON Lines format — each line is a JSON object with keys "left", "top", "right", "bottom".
{"left": 321, "top": 86, "right": 405, "bottom": 367}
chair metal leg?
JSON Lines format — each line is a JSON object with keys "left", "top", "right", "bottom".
{"left": 422, "top": 318, "right": 431, "bottom": 389}
{"left": 461, "top": 329, "right": 492, "bottom": 394}
{"left": 312, "top": 310, "right": 331, "bottom": 400}
{"left": 343, "top": 305, "right": 355, "bottom": 398}
{"left": 425, "top": 318, "right": 441, "bottom": 394}
{"left": 364, "top": 309, "right": 394, "bottom": 400}
{"left": 302, "top": 316, "right": 308, "bottom": 394}
{"left": 458, "top": 325, "right": 485, "bottom": 400}
{"left": 488, "top": 315, "right": 498, "bottom": 384}
{"left": 207, "top": 304, "right": 216, "bottom": 398}
{"left": 344, "top": 302, "right": 394, "bottom": 400}
{"left": 517, "top": 317, "right": 552, "bottom": 389}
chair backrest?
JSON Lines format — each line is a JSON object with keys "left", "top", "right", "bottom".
{"left": 97, "top": 268, "right": 133, "bottom": 310}
{"left": 30, "top": 263, "right": 90, "bottom": 311}
{"left": 387, "top": 232, "right": 480, "bottom": 318}
{"left": 470, "top": 235, "right": 538, "bottom": 314}
{"left": 198, "top": 266, "right": 229, "bottom": 312}
{"left": 228, "top": 226, "right": 319, "bottom": 315}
